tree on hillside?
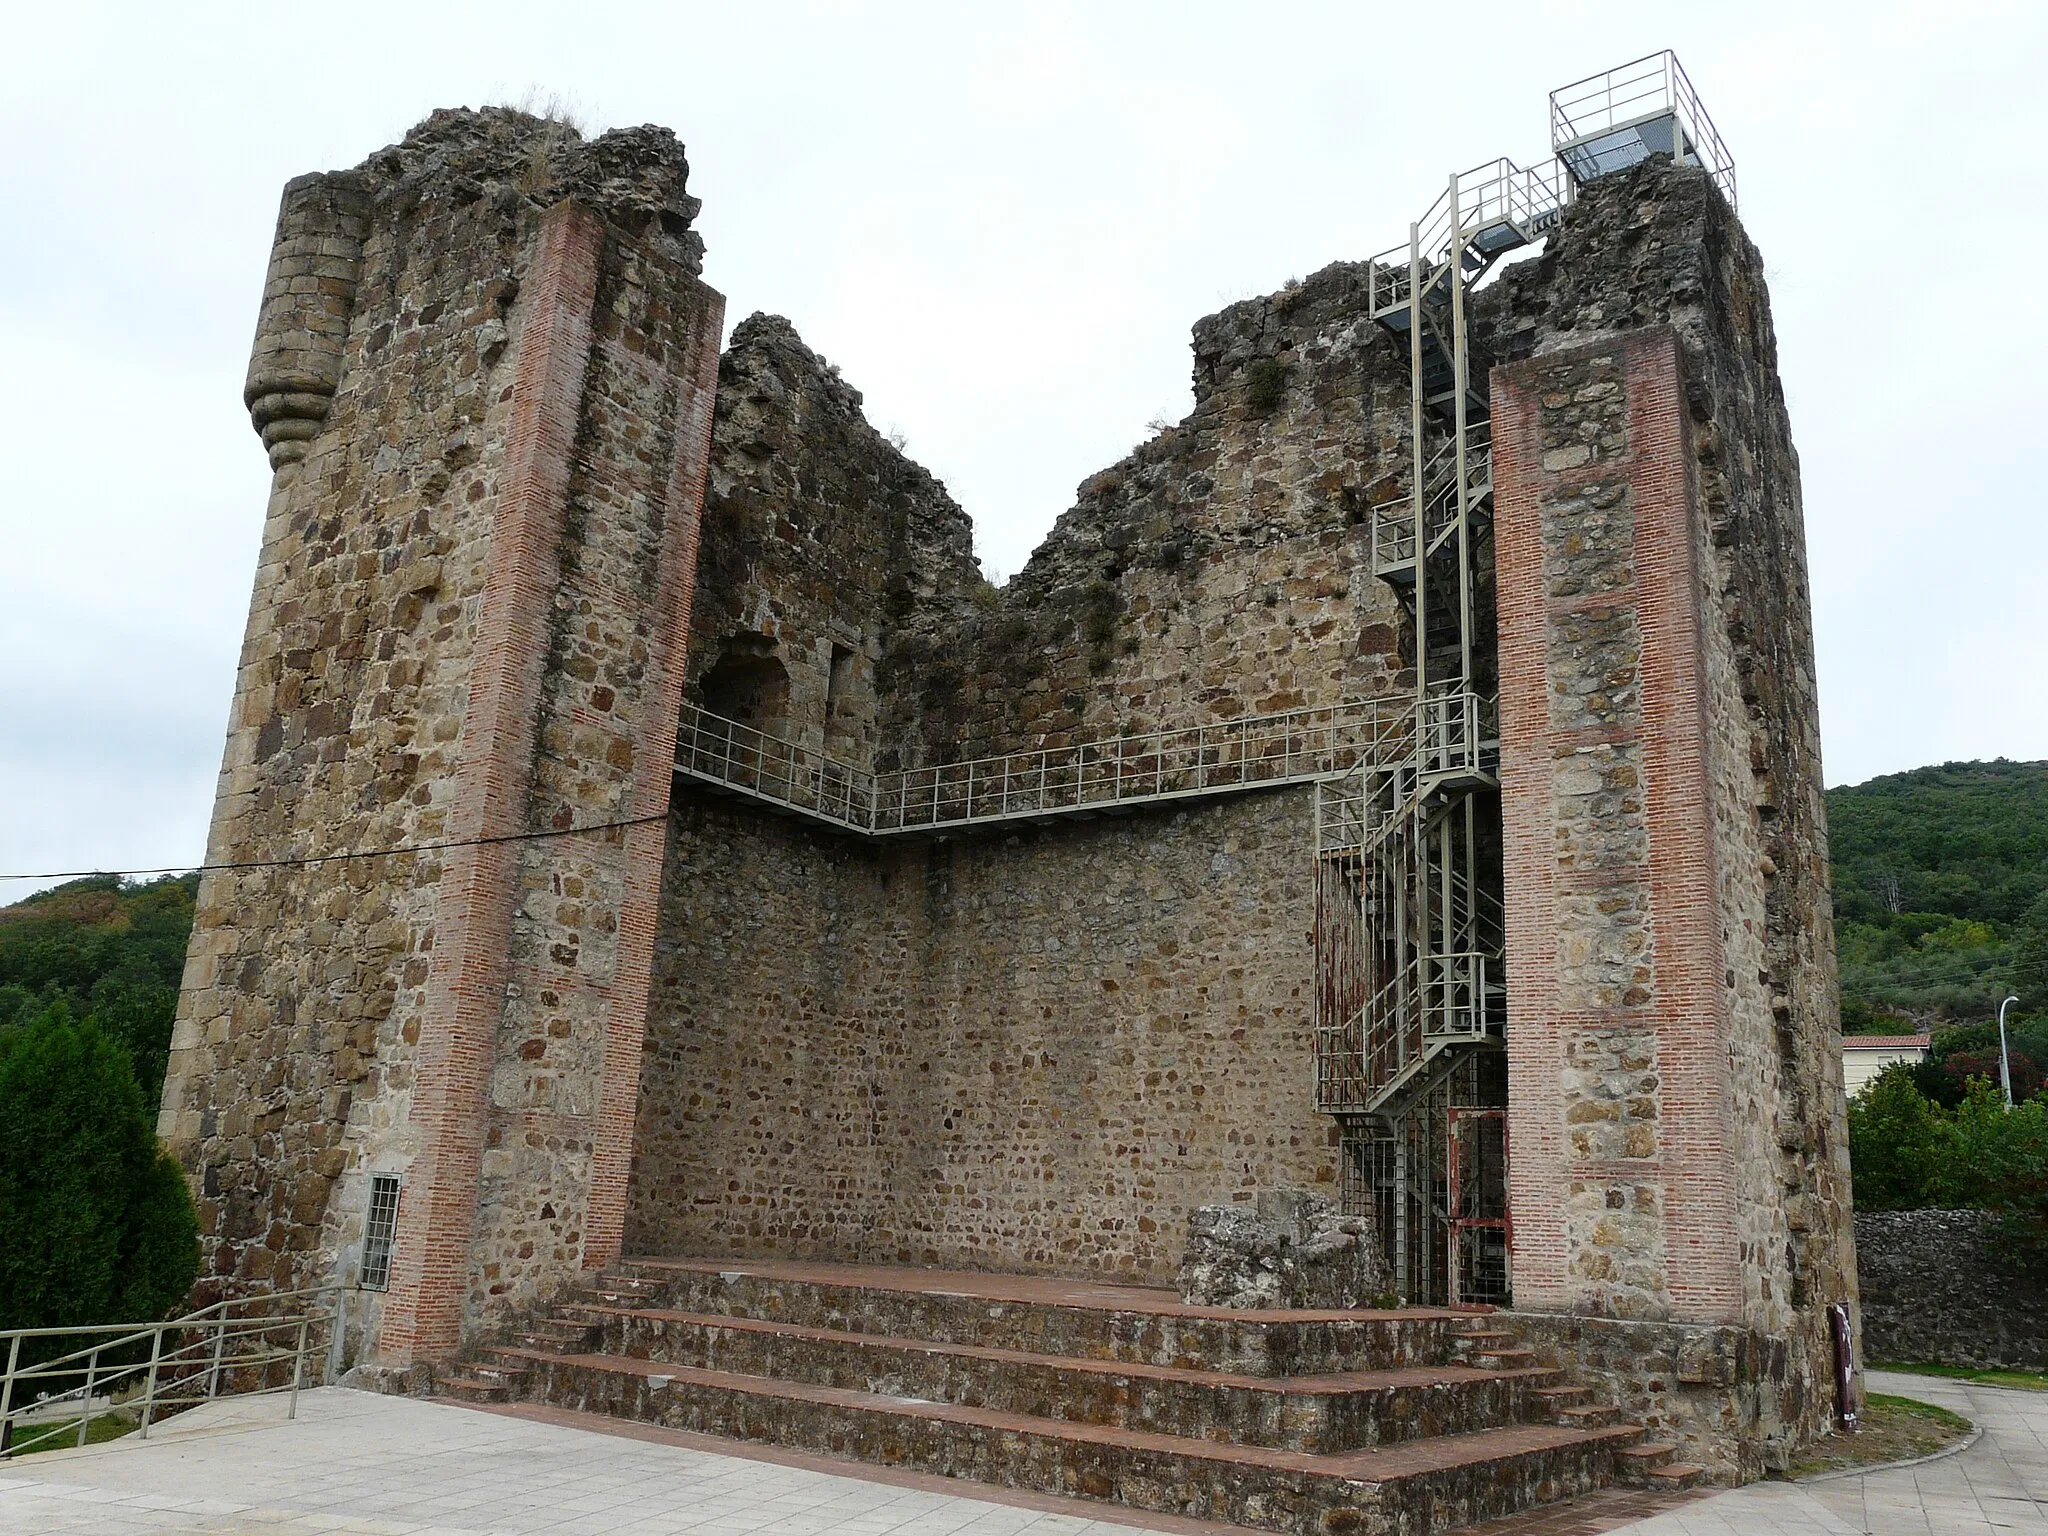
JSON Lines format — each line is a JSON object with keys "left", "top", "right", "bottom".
{"left": 1828, "top": 760, "right": 2048, "bottom": 1025}
{"left": 0, "top": 873, "right": 195, "bottom": 1115}
{"left": 0, "top": 1007, "right": 198, "bottom": 1351}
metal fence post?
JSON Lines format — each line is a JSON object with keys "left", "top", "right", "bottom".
{"left": 207, "top": 1309, "right": 227, "bottom": 1398}
{"left": 138, "top": 1326, "right": 164, "bottom": 1439}
{"left": 289, "top": 1319, "right": 308, "bottom": 1420}
{"left": 0, "top": 1332, "right": 19, "bottom": 1456}
{"left": 77, "top": 1346, "right": 99, "bottom": 1447}
{"left": 327, "top": 1288, "right": 349, "bottom": 1385}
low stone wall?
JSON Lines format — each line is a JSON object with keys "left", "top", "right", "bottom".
{"left": 1856, "top": 1209, "right": 2048, "bottom": 1369}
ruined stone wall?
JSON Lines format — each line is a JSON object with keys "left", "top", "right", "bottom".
{"left": 630, "top": 787, "right": 1331, "bottom": 1281}
{"left": 685, "top": 315, "right": 981, "bottom": 763}
{"left": 628, "top": 278, "right": 1415, "bottom": 1278}
{"left": 1481, "top": 158, "right": 1853, "bottom": 1475}
{"left": 161, "top": 110, "right": 723, "bottom": 1364}
{"left": 881, "top": 264, "right": 1415, "bottom": 767}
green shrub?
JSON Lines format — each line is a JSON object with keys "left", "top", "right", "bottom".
{"left": 0, "top": 1007, "right": 199, "bottom": 1357}
{"left": 1245, "top": 357, "right": 1289, "bottom": 413}
{"left": 1914, "top": 1015, "right": 2048, "bottom": 1108}
{"left": 1850, "top": 1066, "right": 2048, "bottom": 1263}
{"left": 1847, "top": 1064, "right": 1955, "bottom": 1209}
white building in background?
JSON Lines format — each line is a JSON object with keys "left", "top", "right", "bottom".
{"left": 1841, "top": 1033, "right": 1933, "bottom": 1098}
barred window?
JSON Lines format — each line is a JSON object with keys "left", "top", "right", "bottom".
{"left": 361, "top": 1174, "right": 401, "bottom": 1291}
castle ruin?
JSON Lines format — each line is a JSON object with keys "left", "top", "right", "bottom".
{"left": 160, "top": 54, "right": 1859, "bottom": 1527}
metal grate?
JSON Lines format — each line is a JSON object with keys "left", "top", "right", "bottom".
{"left": 1448, "top": 1106, "right": 1512, "bottom": 1306}
{"left": 360, "top": 1174, "right": 400, "bottom": 1292}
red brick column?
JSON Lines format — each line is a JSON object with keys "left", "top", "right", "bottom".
{"left": 1493, "top": 327, "right": 1743, "bottom": 1324}
{"left": 582, "top": 299, "right": 723, "bottom": 1272}
{"left": 378, "top": 205, "right": 604, "bottom": 1362}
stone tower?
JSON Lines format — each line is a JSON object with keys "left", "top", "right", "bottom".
{"left": 158, "top": 109, "right": 724, "bottom": 1364}
{"left": 165, "top": 84, "right": 1855, "bottom": 1480}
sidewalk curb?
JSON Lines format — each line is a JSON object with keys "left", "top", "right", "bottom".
{"left": 1793, "top": 1422, "right": 1982, "bottom": 1484}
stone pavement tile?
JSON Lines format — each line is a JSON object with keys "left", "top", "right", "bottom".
{"left": 2, "top": 1376, "right": 2042, "bottom": 1536}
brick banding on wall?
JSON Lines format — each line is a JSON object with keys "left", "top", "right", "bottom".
{"left": 1493, "top": 327, "right": 1741, "bottom": 1324}
{"left": 161, "top": 111, "right": 725, "bottom": 1367}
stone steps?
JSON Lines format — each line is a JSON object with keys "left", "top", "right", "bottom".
{"left": 434, "top": 1256, "right": 1676, "bottom": 1533}
{"left": 491, "top": 1306, "right": 1561, "bottom": 1453}
{"left": 436, "top": 1356, "right": 532, "bottom": 1405}
{"left": 600, "top": 1256, "right": 1467, "bottom": 1373}
{"left": 509, "top": 1347, "right": 1647, "bottom": 1535}
{"left": 1616, "top": 1441, "right": 1709, "bottom": 1490}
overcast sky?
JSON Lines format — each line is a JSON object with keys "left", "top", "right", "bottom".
{"left": 2, "top": 1, "right": 2044, "bottom": 902}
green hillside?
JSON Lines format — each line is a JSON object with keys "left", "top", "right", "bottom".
{"left": 0, "top": 873, "right": 197, "bottom": 1115}
{"left": 1827, "top": 759, "right": 2048, "bottom": 1029}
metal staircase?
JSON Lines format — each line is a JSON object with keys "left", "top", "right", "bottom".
{"left": 1313, "top": 52, "right": 1734, "bottom": 1305}
{"left": 1313, "top": 155, "right": 1565, "bottom": 1306}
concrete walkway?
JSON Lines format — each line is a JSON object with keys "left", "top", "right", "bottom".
{"left": 0, "top": 1370, "right": 2038, "bottom": 1535}
{"left": 1581, "top": 1369, "right": 2048, "bottom": 1536}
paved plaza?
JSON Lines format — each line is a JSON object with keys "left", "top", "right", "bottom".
{"left": 0, "top": 1371, "right": 2040, "bottom": 1535}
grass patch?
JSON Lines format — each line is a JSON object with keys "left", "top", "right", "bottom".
{"left": 1784, "top": 1392, "right": 1971, "bottom": 1479}
{"left": 1876, "top": 1360, "right": 2048, "bottom": 1392}
{"left": 5, "top": 1410, "right": 136, "bottom": 1456}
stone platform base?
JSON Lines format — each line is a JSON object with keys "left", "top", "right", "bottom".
{"left": 1495, "top": 1311, "right": 1840, "bottom": 1484}
{"left": 433, "top": 1257, "right": 1704, "bottom": 1534}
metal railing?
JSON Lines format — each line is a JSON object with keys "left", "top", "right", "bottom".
{"left": 1314, "top": 691, "right": 1499, "bottom": 857}
{"left": 1366, "top": 158, "right": 1569, "bottom": 320}
{"left": 0, "top": 1286, "right": 338, "bottom": 1457}
{"left": 1371, "top": 428, "right": 1494, "bottom": 576}
{"left": 1417, "top": 684, "right": 1498, "bottom": 781}
{"left": 676, "top": 706, "right": 872, "bottom": 830}
{"left": 677, "top": 698, "right": 1417, "bottom": 836}
{"left": 1315, "top": 950, "right": 1498, "bottom": 1115}
{"left": 1549, "top": 50, "right": 1736, "bottom": 207}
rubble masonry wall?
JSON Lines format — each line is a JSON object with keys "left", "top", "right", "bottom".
{"left": 159, "top": 109, "right": 724, "bottom": 1362}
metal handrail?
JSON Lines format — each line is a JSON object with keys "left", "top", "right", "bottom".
{"left": 677, "top": 698, "right": 1418, "bottom": 836}
{"left": 1367, "top": 158, "right": 1570, "bottom": 318}
{"left": 1549, "top": 50, "right": 1736, "bottom": 207}
{"left": 1316, "top": 950, "right": 1498, "bottom": 1114}
{"left": 0, "top": 1286, "right": 340, "bottom": 1457}
{"left": 1373, "top": 429, "right": 1494, "bottom": 573}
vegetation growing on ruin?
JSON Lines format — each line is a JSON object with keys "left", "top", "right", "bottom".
{"left": 1829, "top": 760, "right": 2048, "bottom": 1028}
{"left": 1244, "top": 357, "right": 1290, "bottom": 413}
{"left": 0, "top": 873, "right": 195, "bottom": 1115}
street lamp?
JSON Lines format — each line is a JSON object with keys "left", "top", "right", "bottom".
{"left": 1997, "top": 995, "right": 2020, "bottom": 1111}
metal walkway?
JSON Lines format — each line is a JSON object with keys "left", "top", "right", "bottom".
{"left": 673, "top": 697, "right": 1419, "bottom": 837}
{"left": 669, "top": 49, "right": 1734, "bottom": 1312}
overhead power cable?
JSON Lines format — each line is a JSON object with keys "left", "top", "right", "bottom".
{"left": 0, "top": 810, "right": 674, "bottom": 887}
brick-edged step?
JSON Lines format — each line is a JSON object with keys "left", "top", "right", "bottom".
{"left": 437, "top": 1356, "right": 530, "bottom": 1405}
{"left": 606, "top": 1257, "right": 1467, "bottom": 1375}
{"left": 1615, "top": 1442, "right": 1708, "bottom": 1490}
{"left": 520, "top": 1349, "right": 1647, "bottom": 1536}
{"left": 492, "top": 1310, "right": 1560, "bottom": 1454}
{"left": 514, "top": 1314, "right": 603, "bottom": 1350}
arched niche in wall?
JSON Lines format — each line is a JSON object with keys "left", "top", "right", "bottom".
{"left": 695, "top": 634, "right": 793, "bottom": 739}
